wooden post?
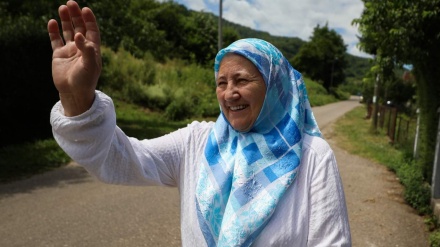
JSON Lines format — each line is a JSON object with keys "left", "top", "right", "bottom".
{"left": 372, "top": 74, "right": 379, "bottom": 130}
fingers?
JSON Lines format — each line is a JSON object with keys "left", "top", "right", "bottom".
{"left": 59, "top": 4, "right": 74, "bottom": 43}
{"left": 59, "top": 1, "right": 96, "bottom": 43}
{"left": 74, "top": 32, "right": 97, "bottom": 66}
{"left": 66, "top": 0, "right": 86, "bottom": 36}
{"left": 81, "top": 7, "right": 101, "bottom": 46}
{"left": 75, "top": 31, "right": 101, "bottom": 73}
{"left": 48, "top": 19, "right": 64, "bottom": 51}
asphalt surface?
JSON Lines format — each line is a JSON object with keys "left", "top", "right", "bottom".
{"left": 0, "top": 96, "right": 429, "bottom": 246}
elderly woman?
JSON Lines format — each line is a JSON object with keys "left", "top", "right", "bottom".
{"left": 48, "top": 1, "right": 351, "bottom": 246}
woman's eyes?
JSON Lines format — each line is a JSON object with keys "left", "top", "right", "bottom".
{"left": 217, "top": 81, "right": 227, "bottom": 86}
{"left": 238, "top": 78, "right": 249, "bottom": 83}
{"left": 216, "top": 78, "right": 249, "bottom": 87}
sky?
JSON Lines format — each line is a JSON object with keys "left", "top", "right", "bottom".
{"left": 163, "top": 0, "right": 372, "bottom": 58}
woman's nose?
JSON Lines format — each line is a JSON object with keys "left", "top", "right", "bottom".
{"left": 225, "top": 84, "right": 240, "bottom": 101}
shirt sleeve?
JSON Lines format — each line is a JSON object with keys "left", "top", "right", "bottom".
{"left": 50, "top": 90, "right": 186, "bottom": 187}
{"left": 305, "top": 139, "right": 352, "bottom": 246}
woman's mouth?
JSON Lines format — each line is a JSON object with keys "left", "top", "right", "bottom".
{"left": 229, "top": 105, "right": 248, "bottom": 111}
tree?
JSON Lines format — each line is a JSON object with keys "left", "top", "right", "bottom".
{"left": 353, "top": 0, "right": 440, "bottom": 180}
{"left": 291, "top": 24, "right": 347, "bottom": 92}
{"left": 180, "top": 11, "right": 217, "bottom": 65}
{"left": 222, "top": 26, "right": 240, "bottom": 48}
{"left": 0, "top": 4, "right": 58, "bottom": 146}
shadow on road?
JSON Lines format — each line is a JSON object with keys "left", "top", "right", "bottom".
{"left": 0, "top": 163, "right": 91, "bottom": 199}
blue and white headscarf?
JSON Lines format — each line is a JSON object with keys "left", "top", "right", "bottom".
{"left": 196, "top": 38, "right": 321, "bottom": 247}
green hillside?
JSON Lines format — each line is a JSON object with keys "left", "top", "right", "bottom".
{"left": 220, "top": 16, "right": 370, "bottom": 84}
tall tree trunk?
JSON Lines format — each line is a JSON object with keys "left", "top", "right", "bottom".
{"left": 414, "top": 48, "right": 440, "bottom": 181}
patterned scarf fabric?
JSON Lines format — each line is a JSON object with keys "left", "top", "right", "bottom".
{"left": 196, "top": 38, "right": 321, "bottom": 247}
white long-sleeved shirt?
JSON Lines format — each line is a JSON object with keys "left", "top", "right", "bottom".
{"left": 51, "top": 91, "right": 351, "bottom": 246}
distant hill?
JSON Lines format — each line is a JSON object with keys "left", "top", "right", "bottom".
{"left": 344, "top": 53, "right": 372, "bottom": 83}
{"left": 221, "top": 17, "right": 371, "bottom": 83}
{"left": 223, "top": 20, "right": 305, "bottom": 60}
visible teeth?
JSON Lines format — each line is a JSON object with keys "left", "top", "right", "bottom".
{"left": 230, "top": 105, "right": 246, "bottom": 111}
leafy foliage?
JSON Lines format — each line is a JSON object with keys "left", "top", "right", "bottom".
{"left": 344, "top": 54, "right": 371, "bottom": 85}
{"left": 90, "top": 0, "right": 219, "bottom": 65}
{"left": 354, "top": 0, "right": 440, "bottom": 180}
{"left": 430, "top": 230, "right": 440, "bottom": 247}
{"left": 291, "top": 24, "right": 347, "bottom": 93}
{"left": 303, "top": 78, "right": 339, "bottom": 106}
{"left": 0, "top": 0, "right": 368, "bottom": 147}
{"left": 100, "top": 47, "right": 219, "bottom": 120}
{"left": 100, "top": 47, "right": 158, "bottom": 105}
{"left": 0, "top": 4, "right": 58, "bottom": 147}
{"left": 396, "top": 161, "right": 432, "bottom": 214}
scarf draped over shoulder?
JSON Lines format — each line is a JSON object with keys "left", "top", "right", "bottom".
{"left": 196, "top": 38, "right": 321, "bottom": 247}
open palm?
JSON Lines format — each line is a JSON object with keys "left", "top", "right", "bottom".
{"left": 48, "top": 1, "right": 101, "bottom": 116}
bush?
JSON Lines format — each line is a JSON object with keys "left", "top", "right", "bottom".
{"left": 165, "top": 98, "right": 194, "bottom": 121}
{"left": 303, "top": 77, "right": 339, "bottom": 106}
{"left": 338, "top": 79, "right": 363, "bottom": 95}
{"left": 331, "top": 87, "right": 351, "bottom": 100}
{"left": 396, "top": 161, "right": 432, "bottom": 214}
{"left": 431, "top": 230, "right": 440, "bottom": 247}
{"left": 100, "top": 47, "right": 157, "bottom": 105}
{"left": 157, "top": 61, "right": 218, "bottom": 119}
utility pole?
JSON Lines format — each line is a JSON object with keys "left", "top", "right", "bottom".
{"left": 218, "top": 0, "right": 223, "bottom": 51}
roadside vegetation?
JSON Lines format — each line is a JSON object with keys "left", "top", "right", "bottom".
{"left": 1, "top": 0, "right": 367, "bottom": 148}
{"left": 331, "top": 105, "right": 440, "bottom": 245}
{"left": 333, "top": 106, "right": 430, "bottom": 214}
{"left": 0, "top": 66, "right": 337, "bottom": 183}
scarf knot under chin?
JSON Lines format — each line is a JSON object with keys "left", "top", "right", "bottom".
{"left": 195, "top": 38, "right": 321, "bottom": 247}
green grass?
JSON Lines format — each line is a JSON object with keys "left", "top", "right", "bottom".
{"left": 0, "top": 98, "right": 212, "bottom": 184}
{"left": 332, "top": 105, "right": 432, "bottom": 215}
{"left": 304, "top": 78, "right": 339, "bottom": 106}
{"left": 333, "top": 105, "right": 437, "bottom": 243}
{"left": 114, "top": 99, "right": 194, "bottom": 139}
{"left": 0, "top": 139, "right": 70, "bottom": 183}
{"left": 332, "top": 106, "right": 404, "bottom": 167}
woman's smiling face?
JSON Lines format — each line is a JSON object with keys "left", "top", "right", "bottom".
{"left": 216, "top": 54, "right": 266, "bottom": 132}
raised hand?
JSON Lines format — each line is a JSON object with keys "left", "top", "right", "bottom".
{"left": 48, "top": 1, "right": 101, "bottom": 116}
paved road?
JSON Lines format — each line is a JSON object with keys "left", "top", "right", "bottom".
{"left": 0, "top": 96, "right": 428, "bottom": 246}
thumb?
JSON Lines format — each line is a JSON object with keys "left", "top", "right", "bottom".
{"left": 74, "top": 33, "right": 99, "bottom": 67}
{"left": 74, "top": 32, "right": 87, "bottom": 51}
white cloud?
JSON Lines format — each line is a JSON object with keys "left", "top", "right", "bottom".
{"left": 166, "top": 0, "right": 373, "bottom": 58}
